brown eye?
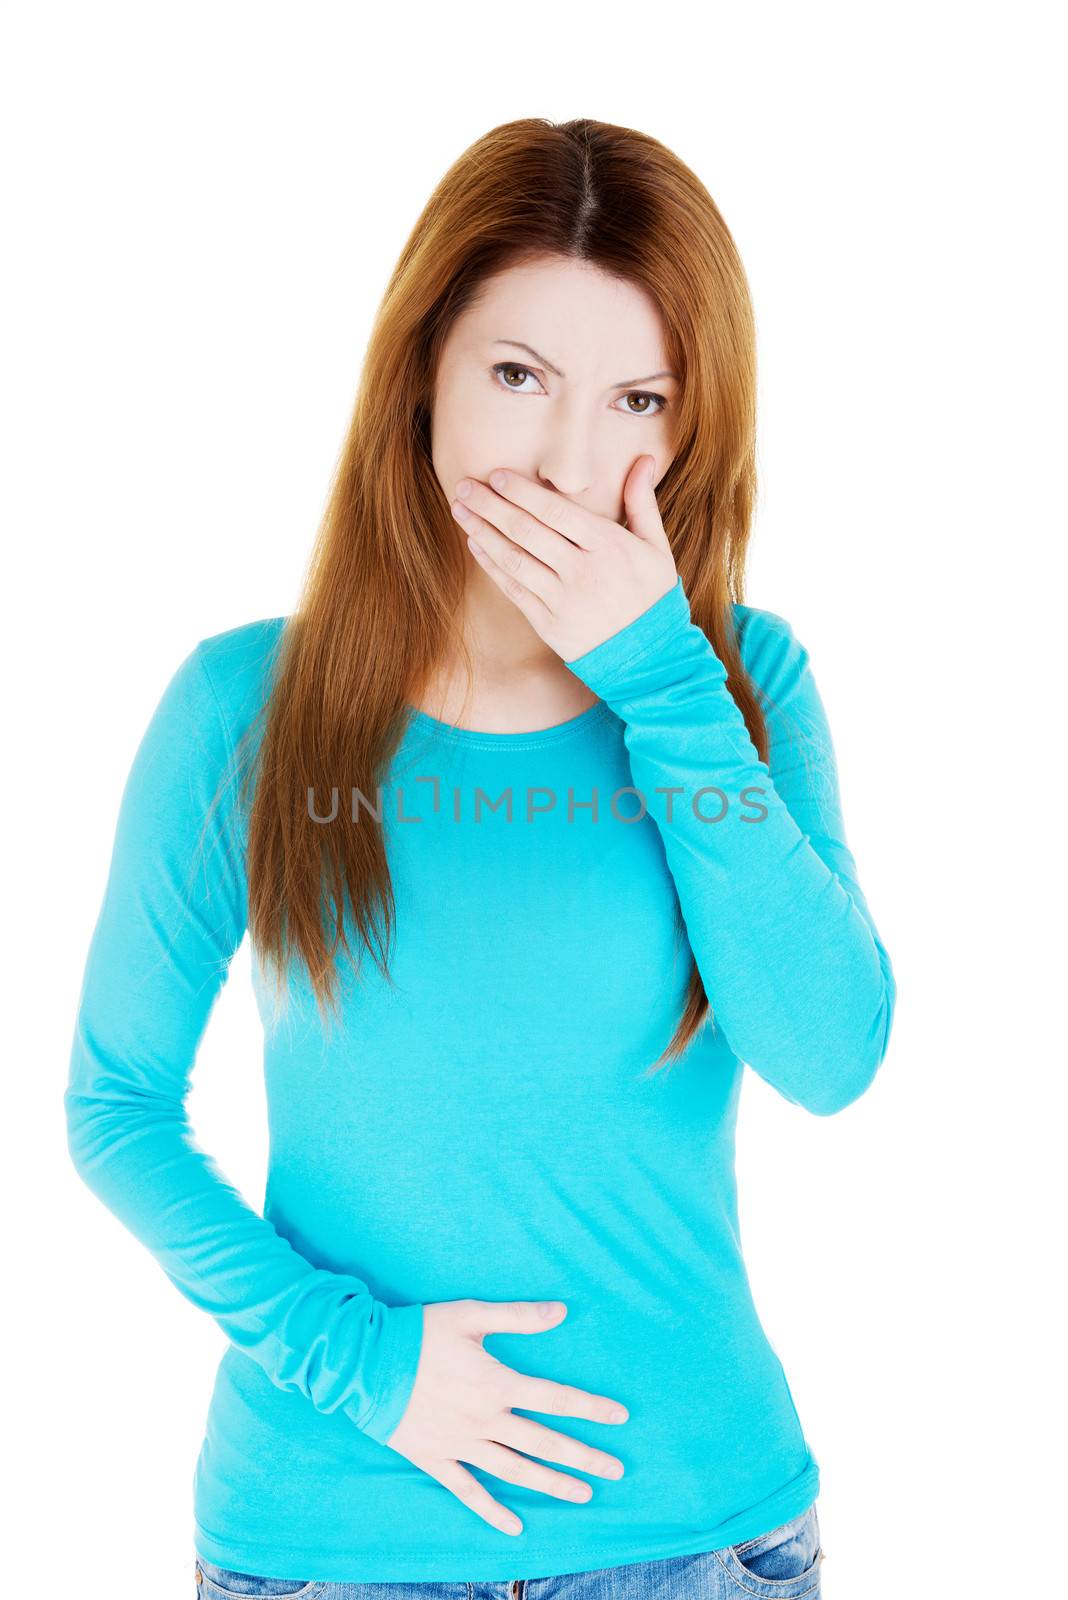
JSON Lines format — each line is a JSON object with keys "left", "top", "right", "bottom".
{"left": 491, "top": 362, "right": 539, "bottom": 392}
{"left": 619, "top": 391, "right": 668, "bottom": 417}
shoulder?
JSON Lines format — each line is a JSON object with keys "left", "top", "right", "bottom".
{"left": 191, "top": 615, "right": 290, "bottom": 741}
{"left": 730, "top": 602, "right": 811, "bottom": 698}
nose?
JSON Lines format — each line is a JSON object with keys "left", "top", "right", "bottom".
{"left": 536, "top": 469, "right": 589, "bottom": 501}
{"left": 535, "top": 445, "right": 593, "bottom": 501}
{"left": 535, "top": 406, "right": 597, "bottom": 501}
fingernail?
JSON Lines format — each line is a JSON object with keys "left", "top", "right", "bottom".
{"left": 455, "top": 479, "right": 472, "bottom": 497}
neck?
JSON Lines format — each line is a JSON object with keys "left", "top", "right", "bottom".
{"left": 415, "top": 563, "right": 599, "bottom": 732}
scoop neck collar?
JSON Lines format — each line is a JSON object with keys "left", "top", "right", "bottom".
{"left": 403, "top": 698, "right": 611, "bottom": 748}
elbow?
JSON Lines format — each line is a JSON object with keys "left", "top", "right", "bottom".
{"left": 801, "top": 965, "right": 897, "bottom": 1117}
{"left": 64, "top": 1083, "right": 100, "bottom": 1184}
{"left": 66, "top": 1019, "right": 107, "bottom": 1182}
{"left": 803, "top": 1056, "right": 882, "bottom": 1117}
{"left": 64, "top": 1072, "right": 130, "bottom": 1189}
{"left": 65, "top": 1025, "right": 144, "bottom": 1185}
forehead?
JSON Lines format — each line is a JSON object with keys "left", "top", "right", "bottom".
{"left": 455, "top": 256, "right": 669, "bottom": 373}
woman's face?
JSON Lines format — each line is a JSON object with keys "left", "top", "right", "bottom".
{"left": 430, "top": 255, "right": 679, "bottom": 535}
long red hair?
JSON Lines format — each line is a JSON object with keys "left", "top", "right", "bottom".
{"left": 228, "top": 117, "right": 772, "bottom": 1069}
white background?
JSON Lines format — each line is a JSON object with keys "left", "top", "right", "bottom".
{"left": 4, "top": 3, "right": 1064, "bottom": 1595}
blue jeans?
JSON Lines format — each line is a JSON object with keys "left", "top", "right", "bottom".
{"left": 194, "top": 1502, "right": 823, "bottom": 1597}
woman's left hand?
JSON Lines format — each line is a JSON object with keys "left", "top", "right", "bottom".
{"left": 449, "top": 454, "right": 678, "bottom": 661}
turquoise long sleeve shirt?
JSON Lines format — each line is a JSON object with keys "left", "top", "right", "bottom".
{"left": 65, "top": 577, "right": 896, "bottom": 1583}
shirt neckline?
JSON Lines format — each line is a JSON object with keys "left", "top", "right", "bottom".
{"left": 403, "top": 698, "right": 611, "bottom": 749}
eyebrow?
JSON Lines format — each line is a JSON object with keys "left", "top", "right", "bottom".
{"left": 493, "top": 339, "right": 679, "bottom": 390}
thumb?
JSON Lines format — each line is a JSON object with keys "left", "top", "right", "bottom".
{"left": 622, "top": 454, "right": 669, "bottom": 546}
{"left": 473, "top": 1299, "right": 568, "bottom": 1336}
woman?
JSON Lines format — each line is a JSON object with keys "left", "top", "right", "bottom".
{"left": 66, "top": 117, "right": 895, "bottom": 1597}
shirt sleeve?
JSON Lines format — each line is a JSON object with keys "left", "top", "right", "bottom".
{"left": 64, "top": 640, "right": 424, "bottom": 1445}
{"left": 563, "top": 577, "right": 897, "bottom": 1115}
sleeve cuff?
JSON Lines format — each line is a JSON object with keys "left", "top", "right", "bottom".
{"left": 562, "top": 577, "right": 691, "bottom": 699}
{"left": 351, "top": 1299, "right": 425, "bottom": 1446}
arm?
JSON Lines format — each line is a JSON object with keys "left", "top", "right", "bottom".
{"left": 563, "top": 577, "right": 896, "bottom": 1115}
{"left": 64, "top": 639, "right": 424, "bottom": 1443}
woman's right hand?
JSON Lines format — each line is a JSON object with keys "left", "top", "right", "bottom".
{"left": 383, "top": 1298, "right": 629, "bottom": 1536}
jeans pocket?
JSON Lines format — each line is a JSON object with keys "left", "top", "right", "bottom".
{"left": 194, "top": 1554, "right": 325, "bottom": 1598}
{"left": 717, "top": 1503, "right": 823, "bottom": 1592}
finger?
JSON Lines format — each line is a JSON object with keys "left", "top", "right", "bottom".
{"left": 465, "top": 530, "right": 558, "bottom": 635}
{"left": 429, "top": 1459, "right": 524, "bottom": 1537}
{"left": 453, "top": 479, "right": 577, "bottom": 576}
{"left": 481, "top": 468, "right": 606, "bottom": 552}
{"left": 496, "top": 1412, "right": 626, "bottom": 1481}
{"left": 453, "top": 502, "right": 561, "bottom": 609}
{"left": 465, "top": 1439, "right": 594, "bottom": 1504}
{"left": 511, "top": 1373, "right": 630, "bottom": 1427}
{"left": 622, "top": 453, "right": 670, "bottom": 547}
{"left": 462, "top": 1298, "right": 569, "bottom": 1336}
